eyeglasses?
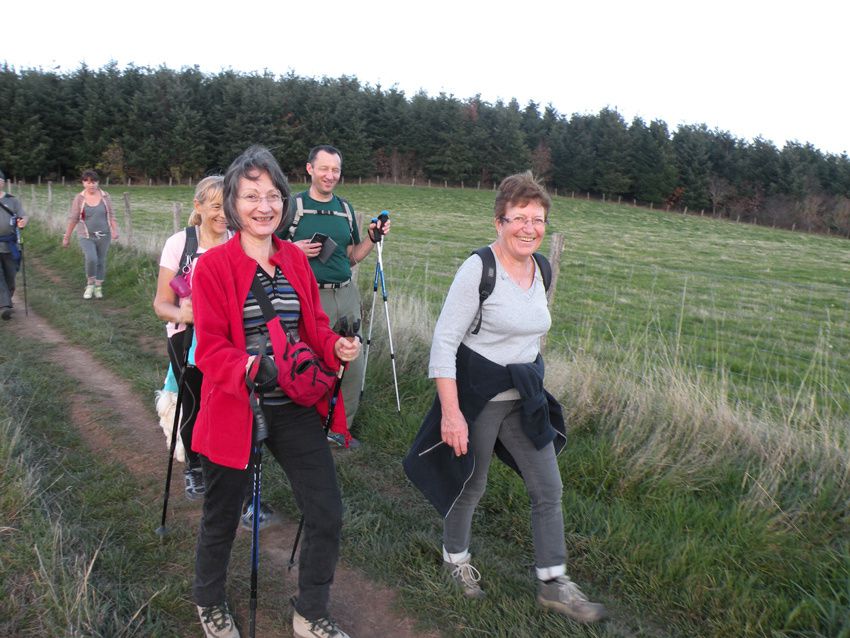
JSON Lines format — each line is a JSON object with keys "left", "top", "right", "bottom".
{"left": 500, "top": 215, "right": 547, "bottom": 228}
{"left": 238, "top": 193, "right": 284, "bottom": 206}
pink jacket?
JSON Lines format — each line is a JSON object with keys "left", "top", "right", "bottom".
{"left": 191, "top": 233, "right": 350, "bottom": 469}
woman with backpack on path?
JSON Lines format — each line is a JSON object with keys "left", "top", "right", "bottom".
{"left": 404, "top": 171, "right": 608, "bottom": 625}
{"left": 153, "top": 176, "right": 231, "bottom": 501}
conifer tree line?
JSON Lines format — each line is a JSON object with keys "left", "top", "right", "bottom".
{"left": 3, "top": 63, "right": 850, "bottom": 234}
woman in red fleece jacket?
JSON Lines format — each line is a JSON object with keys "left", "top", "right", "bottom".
{"left": 190, "top": 146, "right": 359, "bottom": 638}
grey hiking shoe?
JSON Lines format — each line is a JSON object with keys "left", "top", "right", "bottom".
{"left": 443, "top": 556, "right": 485, "bottom": 598}
{"left": 184, "top": 466, "right": 205, "bottom": 500}
{"left": 293, "top": 610, "right": 350, "bottom": 638}
{"left": 197, "top": 603, "right": 240, "bottom": 638}
{"left": 537, "top": 576, "right": 608, "bottom": 623}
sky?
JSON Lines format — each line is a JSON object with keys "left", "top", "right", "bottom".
{"left": 6, "top": 0, "right": 849, "bottom": 156}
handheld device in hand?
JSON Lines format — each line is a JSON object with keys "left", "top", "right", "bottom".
{"left": 310, "top": 232, "right": 337, "bottom": 264}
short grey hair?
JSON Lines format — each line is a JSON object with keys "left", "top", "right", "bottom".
{"left": 222, "top": 146, "right": 292, "bottom": 232}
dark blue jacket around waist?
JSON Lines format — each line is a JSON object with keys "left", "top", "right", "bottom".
{"left": 403, "top": 343, "right": 567, "bottom": 517}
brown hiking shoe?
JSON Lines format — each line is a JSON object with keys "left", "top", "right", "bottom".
{"left": 537, "top": 576, "right": 608, "bottom": 623}
{"left": 443, "top": 556, "right": 486, "bottom": 599}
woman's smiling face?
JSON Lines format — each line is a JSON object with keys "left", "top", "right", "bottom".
{"left": 235, "top": 170, "right": 283, "bottom": 239}
{"left": 495, "top": 201, "right": 547, "bottom": 261}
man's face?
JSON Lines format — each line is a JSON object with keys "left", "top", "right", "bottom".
{"left": 306, "top": 150, "right": 341, "bottom": 199}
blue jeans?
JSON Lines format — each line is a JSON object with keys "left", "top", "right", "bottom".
{"left": 193, "top": 403, "right": 342, "bottom": 620}
{"left": 443, "top": 399, "right": 566, "bottom": 570}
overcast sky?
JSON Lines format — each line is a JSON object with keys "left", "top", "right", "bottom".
{"left": 6, "top": 0, "right": 848, "bottom": 156}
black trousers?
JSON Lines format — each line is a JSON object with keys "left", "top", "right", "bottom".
{"left": 166, "top": 330, "right": 202, "bottom": 468}
{"left": 193, "top": 402, "right": 342, "bottom": 621}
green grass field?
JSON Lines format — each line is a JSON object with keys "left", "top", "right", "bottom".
{"left": 26, "top": 180, "right": 850, "bottom": 418}
{"left": 5, "top": 181, "right": 850, "bottom": 637}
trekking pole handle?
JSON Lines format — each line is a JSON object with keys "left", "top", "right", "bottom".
{"left": 370, "top": 210, "right": 390, "bottom": 243}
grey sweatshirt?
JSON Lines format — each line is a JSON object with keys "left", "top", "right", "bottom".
{"left": 429, "top": 249, "right": 551, "bottom": 397}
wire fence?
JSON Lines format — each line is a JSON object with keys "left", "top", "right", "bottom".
{"left": 17, "top": 180, "right": 850, "bottom": 417}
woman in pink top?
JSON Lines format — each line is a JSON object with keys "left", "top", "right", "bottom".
{"left": 153, "top": 176, "right": 230, "bottom": 500}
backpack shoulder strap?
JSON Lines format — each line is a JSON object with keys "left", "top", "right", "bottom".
{"left": 470, "top": 246, "right": 496, "bottom": 335}
{"left": 469, "top": 248, "right": 551, "bottom": 335}
{"left": 337, "top": 196, "right": 355, "bottom": 241}
{"left": 180, "top": 226, "right": 198, "bottom": 271}
{"left": 532, "top": 252, "right": 552, "bottom": 291}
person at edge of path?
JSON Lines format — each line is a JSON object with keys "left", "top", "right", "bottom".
{"left": 153, "top": 176, "right": 231, "bottom": 502}
{"left": 190, "top": 145, "right": 359, "bottom": 638}
{"left": 278, "top": 144, "right": 391, "bottom": 444}
{"left": 62, "top": 169, "right": 120, "bottom": 300}
{"left": 152, "top": 175, "right": 276, "bottom": 528}
{"left": 403, "top": 171, "right": 608, "bottom": 624}
{"left": 0, "top": 169, "right": 28, "bottom": 321}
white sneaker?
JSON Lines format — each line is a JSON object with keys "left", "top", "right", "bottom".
{"left": 93, "top": 284, "right": 103, "bottom": 299}
{"left": 293, "top": 610, "right": 349, "bottom": 638}
{"left": 83, "top": 284, "right": 95, "bottom": 299}
{"left": 197, "top": 603, "right": 240, "bottom": 637}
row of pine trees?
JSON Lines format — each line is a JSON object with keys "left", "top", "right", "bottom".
{"left": 2, "top": 63, "right": 849, "bottom": 234}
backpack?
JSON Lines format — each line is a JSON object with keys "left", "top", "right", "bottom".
{"left": 179, "top": 226, "right": 198, "bottom": 273}
{"left": 470, "top": 246, "right": 552, "bottom": 335}
{"left": 280, "top": 194, "right": 355, "bottom": 242}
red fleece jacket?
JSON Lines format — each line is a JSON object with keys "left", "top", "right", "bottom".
{"left": 191, "top": 233, "right": 349, "bottom": 469}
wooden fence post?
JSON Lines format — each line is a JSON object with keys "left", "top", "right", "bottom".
{"left": 172, "top": 202, "right": 182, "bottom": 233}
{"left": 540, "top": 231, "right": 565, "bottom": 353}
{"left": 123, "top": 192, "right": 133, "bottom": 246}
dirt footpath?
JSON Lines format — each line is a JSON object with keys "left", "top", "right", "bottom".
{"left": 14, "top": 303, "right": 439, "bottom": 638}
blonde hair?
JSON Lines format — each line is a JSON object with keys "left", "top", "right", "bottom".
{"left": 188, "top": 175, "right": 224, "bottom": 226}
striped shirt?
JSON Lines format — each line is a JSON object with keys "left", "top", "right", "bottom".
{"left": 243, "top": 266, "right": 301, "bottom": 405}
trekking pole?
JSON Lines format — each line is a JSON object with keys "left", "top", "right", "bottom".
{"left": 15, "top": 223, "right": 27, "bottom": 316}
{"left": 288, "top": 317, "right": 359, "bottom": 571}
{"left": 155, "top": 327, "right": 194, "bottom": 538}
{"left": 246, "top": 363, "right": 270, "bottom": 638}
{"left": 360, "top": 212, "right": 401, "bottom": 413}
